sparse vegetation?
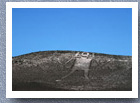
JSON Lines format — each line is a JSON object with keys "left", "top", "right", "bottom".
{"left": 12, "top": 50, "right": 132, "bottom": 91}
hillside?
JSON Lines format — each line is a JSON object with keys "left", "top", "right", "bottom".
{"left": 12, "top": 51, "right": 132, "bottom": 91}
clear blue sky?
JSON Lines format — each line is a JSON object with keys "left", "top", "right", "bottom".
{"left": 12, "top": 8, "right": 132, "bottom": 57}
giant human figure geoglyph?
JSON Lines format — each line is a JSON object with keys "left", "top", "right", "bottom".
{"left": 56, "top": 52, "right": 95, "bottom": 81}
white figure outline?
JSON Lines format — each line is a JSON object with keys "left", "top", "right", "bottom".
{"left": 56, "top": 52, "right": 95, "bottom": 81}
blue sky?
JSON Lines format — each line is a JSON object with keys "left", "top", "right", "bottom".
{"left": 12, "top": 8, "right": 132, "bottom": 57}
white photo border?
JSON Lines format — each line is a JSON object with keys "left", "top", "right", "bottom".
{"left": 6, "top": 2, "right": 138, "bottom": 98}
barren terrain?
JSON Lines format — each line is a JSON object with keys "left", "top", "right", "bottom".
{"left": 12, "top": 51, "right": 132, "bottom": 91}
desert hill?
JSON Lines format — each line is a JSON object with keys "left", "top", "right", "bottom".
{"left": 12, "top": 50, "right": 132, "bottom": 91}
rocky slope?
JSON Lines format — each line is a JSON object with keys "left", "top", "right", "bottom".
{"left": 12, "top": 51, "right": 132, "bottom": 91}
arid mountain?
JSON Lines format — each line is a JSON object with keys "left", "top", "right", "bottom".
{"left": 12, "top": 51, "right": 132, "bottom": 91}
